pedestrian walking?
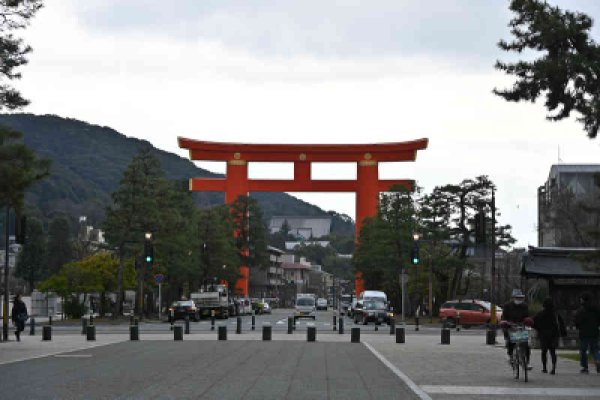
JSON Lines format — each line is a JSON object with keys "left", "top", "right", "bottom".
{"left": 574, "top": 292, "right": 600, "bottom": 374}
{"left": 533, "top": 297, "right": 566, "bottom": 374}
{"left": 11, "top": 294, "right": 28, "bottom": 342}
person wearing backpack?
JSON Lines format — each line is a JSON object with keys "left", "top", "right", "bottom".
{"left": 533, "top": 297, "right": 566, "bottom": 374}
{"left": 11, "top": 293, "right": 28, "bottom": 342}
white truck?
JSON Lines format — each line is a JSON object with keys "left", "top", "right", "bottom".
{"left": 191, "top": 284, "right": 230, "bottom": 319}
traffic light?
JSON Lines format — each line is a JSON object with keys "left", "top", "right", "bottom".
{"left": 144, "top": 238, "right": 154, "bottom": 265}
{"left": 410, "top": 241, "right": 420, "bottom": 265}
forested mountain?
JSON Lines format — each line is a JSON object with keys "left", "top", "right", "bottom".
{"left": 0, "top": 113, "right": 354, "bottom": 235}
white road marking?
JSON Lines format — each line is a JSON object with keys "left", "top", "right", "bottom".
{"left": 54, "top": 354, "right": 92, "bottom": 358}
{"left": 421, "top": 385, "right": 600, "bottom": 397}
{"left": 276, "top": 319, "right": 287, "bottom": 325}
{"left": 363, "top": 341, "right": 433, "bottom": 400}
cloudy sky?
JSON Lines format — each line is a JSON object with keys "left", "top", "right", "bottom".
{"left": 15, "top": 0, "right": 600, "bottom": 247}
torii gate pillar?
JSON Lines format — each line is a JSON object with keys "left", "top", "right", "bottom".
{"left": 179, "top": 138, "right": 428, "bottom": 297}
{"left": 224, "top": 160, "right": 250, "bottom": 296}
{"left": 354, "top": 160, "right": 380, "bottom": 295}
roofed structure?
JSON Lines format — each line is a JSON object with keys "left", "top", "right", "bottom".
{"left": 522, "top": 246, "right": 600, "bottom": 325}
{"left": 269, "top": 216, "right": 332, "bottom": 239}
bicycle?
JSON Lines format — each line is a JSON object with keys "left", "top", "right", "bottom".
{"left": 507, "top": 324, "right": 530, "bottom": 382}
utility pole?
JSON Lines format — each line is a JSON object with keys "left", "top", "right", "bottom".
{"left": 429, "top": 255, "right": 433, "bottom": 323}
{"left": 400, "top": 266, "right": 405, "bottom": 324}
{"left": 3, "top": 207, "right": 9, "bottom": 341}
{"left": 490, "top": 188, "right": 497, "bottom": 323}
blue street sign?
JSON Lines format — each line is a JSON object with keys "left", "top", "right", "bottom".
{"left": 154, "top": 274, "right": 164, "bottom": 284}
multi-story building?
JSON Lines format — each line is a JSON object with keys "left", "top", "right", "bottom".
{"left": 248, "top": 246, "right": 285, "bottom": 299}
{"left": 538, "top": 164, "right": 600, "bottom": 247}
{"left": 269, "top": 216, "right": 332, "bottom": 240}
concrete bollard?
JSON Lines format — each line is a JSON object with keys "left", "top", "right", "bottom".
{"left": 307, "top": 325, "right": 316, "bottom": 342}
{"left": 287, "top": 317, "right": 293, "bottom": 334}
{"left": 174, "top": 325, "right": 183, "bottom": 341}
{"left": 415, "top": 316, "right": 419, "bottom": 331}
{"left": 42, "top": 325, "right": 52, "bottom": 341}
{"left": 236, "top": 317, "right": 242, "bottom": 334}
{"left": 486, "top": 327, "right": 496, "bottom": 345}
{"left": 389, "top": 317, "right": 396, "bottom": 335}
{"left": 262, "top": 324, "right": 272, "bottom": 341}
{"left": 351, "top": 327, "right": 360, "bottom": 343}
{"left": 333, "top": 315, "right": 337, "bottom": 331}
{"left": 441, "top": 327, "right": 451, "bottom": 345}
{"left": 396, "top": 326, "right": 405, "bottom": 343}
{"left": 81, "top": 317, "right": 88, "bottom": 335}
{"left": 184, "top": 317, "right": 190, "bottom": 335}
{"left": 218, "top": 325, "right": 227, "bottom": 341}
{"left": 130, "top": 325, "right": 139, "bottom": 341}
{"left": 29, "top": 318, "right": 35, "bottom": 336}
{"left": 339, "top": 316, "right": 344, "bottom": 334}
{"left": 86, "top": 325, "right": 96, "bottom": 341}
{"left": 252, "top": 315, "right": 256, "bottom": 331}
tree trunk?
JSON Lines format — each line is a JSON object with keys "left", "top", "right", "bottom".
{"left": 114, "top": 246, "right": 124, "bottom": 319}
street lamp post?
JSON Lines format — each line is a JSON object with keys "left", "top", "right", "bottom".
{"left": 138, "top": 232, "right": 152, "bottom": 320}
{"left": 3, "top": 207, "right": 10, "bottom": 341}
{"left": 490, "top": 189, "right": 497, "bottom": 325}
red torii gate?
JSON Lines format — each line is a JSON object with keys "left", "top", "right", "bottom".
{"left": 178, "top": 138, "right": 428, "bottom": 297}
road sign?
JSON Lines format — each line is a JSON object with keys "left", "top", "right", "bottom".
{"left": 154, "top": 274, "right": 164, "bottom": 284}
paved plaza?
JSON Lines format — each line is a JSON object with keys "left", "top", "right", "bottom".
{"left": 1, "top": 310, "right": 599, "bottom": 399}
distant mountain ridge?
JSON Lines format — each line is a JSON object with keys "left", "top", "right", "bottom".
{"left": 0, "top": 113, "right": 354, "bottom": 235}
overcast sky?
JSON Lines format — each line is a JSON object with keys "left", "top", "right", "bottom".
{"left": 15, "top": 0, "right": 600, "bottom": 247}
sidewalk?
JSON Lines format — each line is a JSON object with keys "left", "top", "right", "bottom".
{"left": 2, "top": 329, "right": 599, "bottom": 399}
{"left": 364, "top": 333, "right": 600, "bottom": 399}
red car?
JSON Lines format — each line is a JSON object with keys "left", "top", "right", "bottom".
{"left": 438, "top": 300, "right": 502, "bottom": 328}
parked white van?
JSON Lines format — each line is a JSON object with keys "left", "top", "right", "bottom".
{"left": 294, "top": 295, "right": 316, "bottom": 320}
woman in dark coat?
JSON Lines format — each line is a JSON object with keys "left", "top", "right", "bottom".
{"left": 533, "top": 297, "right": 566, "bottom": 374}
{"left": 11, "top": 294, "right": 28, "bottom": 342}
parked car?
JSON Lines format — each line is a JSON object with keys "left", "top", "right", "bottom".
{"left": 348, "top": 298, "right": 359, "bottom": 318}
{"left": 251, "top": 298, "right": 271, "bottom": 314}
{"left": 263, "top": 297, "right": 279, "bottom": 309}
{"left": 294, "top": 296, "right": 316, "bottom": 321}
{"left": 353, "top": 299, "right": 391, "bottom": 325}
{"left": 340, "top": 294, "right": 353, "bottom": 315}
{"left": 236, "top": 298, "right": 252, "bottom": 315}
{"left": 438, "top": 299, "right": 503, "bottom": 328}
{"left": 316, "top": 298, "right": 328, "bottom": 310}
{"left": 228, "top": 298, "right": 238, "bottom": 317}
{"left": 167, "top": 300, "right": 199, "bottom": 322}
{"left": 262, "top": 300, "right": 271, "bottom": 314}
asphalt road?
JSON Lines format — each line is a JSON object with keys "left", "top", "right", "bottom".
{"left": 0, "top": 340, "right": 421, "bottom": 400}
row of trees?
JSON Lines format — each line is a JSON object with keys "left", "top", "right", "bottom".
{"left": 29, "top": 147, "right": 269, "bottom": 317}
{"left": 353, "top": 176, "right": 515, "bottom": 313}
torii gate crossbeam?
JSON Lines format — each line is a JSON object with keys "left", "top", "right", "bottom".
{"left": 179, "top": 137, "right": 429, "bottom": 297}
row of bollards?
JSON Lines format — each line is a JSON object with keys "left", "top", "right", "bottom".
{"left": 30, "top": 313, "right": 488, "bottom": 346}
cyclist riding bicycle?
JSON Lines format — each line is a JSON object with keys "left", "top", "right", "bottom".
{"left": 502, "top": 289, "right": 532, "bottom": 370}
